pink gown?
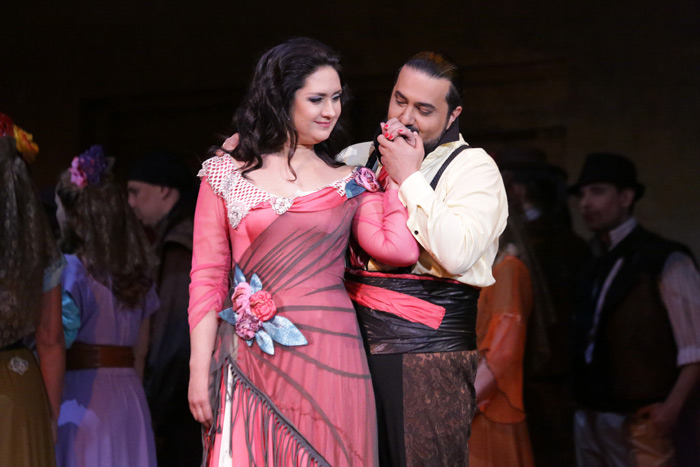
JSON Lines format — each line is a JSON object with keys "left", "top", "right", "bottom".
{"left": 188, "top": 155, "right": 419, "bottom": 467}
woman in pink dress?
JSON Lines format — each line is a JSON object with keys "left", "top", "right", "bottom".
{"left": 187, "top": 38, "right": 419, "bottom": 466}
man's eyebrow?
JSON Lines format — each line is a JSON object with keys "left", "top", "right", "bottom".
{"left": 395, "top": 90, "right": 436, "bottom": 111}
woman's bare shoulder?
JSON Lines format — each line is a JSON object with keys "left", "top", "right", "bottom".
{"left": 333, "top": 163, "right": 356, "bottom": 178}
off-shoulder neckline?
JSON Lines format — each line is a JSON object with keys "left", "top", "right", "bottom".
{"left": 231, "top": 164, "right": 356, "bottom": 201}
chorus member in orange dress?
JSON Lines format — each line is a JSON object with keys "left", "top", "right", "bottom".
{"left": 187, "top": 38, "right": 419, "bottom": 467}
{"left": 470, "top": 233, "right": 535, "bottom": 467}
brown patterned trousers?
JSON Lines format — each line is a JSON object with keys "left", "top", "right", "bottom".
{"left": 367, "top": 349, "right": 479, "bottom": 467}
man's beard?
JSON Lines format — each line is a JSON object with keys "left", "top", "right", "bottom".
{"left": 404, "top": 123, "right": 448, "bottom": 156}
{"left": 422, "top": 135, "right": 443, "bottom": 155}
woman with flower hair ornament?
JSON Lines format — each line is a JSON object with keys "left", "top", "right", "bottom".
{"left": 0, "top": 113, "right": 65, "bottom": 467}
{"left": 54, "top": 145, "right": 159, "bottom": 467}
{"left": 188, "top": 38, "right": 419, "bottom": 467}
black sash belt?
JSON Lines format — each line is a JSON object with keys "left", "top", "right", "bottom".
{"left": 346, "top": 270, "right": 479, "bottom": 355}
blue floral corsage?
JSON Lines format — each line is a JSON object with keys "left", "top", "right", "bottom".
{"left": 345, "top": 167, "right": 381, "bottom": 199}
{"left": 218, "top": 266, "right": 307, "bottom": 355}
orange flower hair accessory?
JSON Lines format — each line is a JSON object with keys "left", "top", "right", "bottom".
{"left": 13, "top": 126, "right": 39, "bottom": 163}
{"left": 0, "top": 113, "right": 39, "bottom": 163}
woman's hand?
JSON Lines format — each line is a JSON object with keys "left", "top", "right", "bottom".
{"left": 187, "top": 312, "right": 219, "bottom": 428}
{"left": 380, "top": 119, "right": 417, "bottom": 147}
{"left": 188, "top": 364, "right": 213, "bottom": 428}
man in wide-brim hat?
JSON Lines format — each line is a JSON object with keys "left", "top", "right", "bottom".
{"left": 569, "top": 152, "right": 700, "bottom": 466}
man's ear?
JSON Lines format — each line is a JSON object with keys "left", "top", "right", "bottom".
{"left": 159, "top": 186, "right": 173, "bottom": 200}
{"left": 446, "top": 106, "right": 462, "bottom": 130}
{"left": 620, "top": 188, "right": 635, "bottom": 209}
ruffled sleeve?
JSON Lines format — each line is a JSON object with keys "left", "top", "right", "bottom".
{"left": 476, "top": 254, "right": 533, "bottom": 423}
{"left": 188, "top": 177, "right": 232, "bottom": 332}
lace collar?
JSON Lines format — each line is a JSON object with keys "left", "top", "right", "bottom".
{"left": 198, "top": 154, "right": 354, "bottom": 229}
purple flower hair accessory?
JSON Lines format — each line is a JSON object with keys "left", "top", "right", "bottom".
{"left": 69, "top": 145, "right": 108, "bottom": 188}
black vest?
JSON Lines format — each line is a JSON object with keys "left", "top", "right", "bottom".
{"left": 573, "top": 226, "right": 694, "bottom": 412}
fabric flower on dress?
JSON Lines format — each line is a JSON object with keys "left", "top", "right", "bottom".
{"left": 250, "top": 291, "right": 276, "bottom": 321}
{"left": 234, "top": 308, "right": 263, "bottom": 341}
{"left": 218, "top": 265, "right": 307, "bottom": 355}
{"left": 345, "top": 167, "right": 381, "bottom": 199}
{"left": 232, "top": 281, "right": 252, "bottom": 310}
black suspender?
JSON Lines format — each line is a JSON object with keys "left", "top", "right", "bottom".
{"left": 365, "top": 143, "right": 470, "bottom": 188}
{"left": 365, "top": 150, "right": 379, "bottom": 171}
{"left": 429, "top": 145, "right": 469, "bottom": 189}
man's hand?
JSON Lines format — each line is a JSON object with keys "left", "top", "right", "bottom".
{"left": 644, "top": 401, "right": 681, "bottom": 436}
{"left": 215, "top": 133, "right": 240, "bottom": 157}
{"left": 378, "top": 128, "right": 424, "bottom": 186}
{"left": 645, "top": 363, "right": 700, "bottom": 436}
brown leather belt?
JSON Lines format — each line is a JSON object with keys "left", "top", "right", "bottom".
{"left": 66, "top": 342, "right": 134, "bottom": 370}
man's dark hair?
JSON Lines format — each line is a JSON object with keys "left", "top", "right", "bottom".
{"left": 400, "top": 51, "right": 463, "bottom": 113}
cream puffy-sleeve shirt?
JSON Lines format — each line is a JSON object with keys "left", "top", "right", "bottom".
{"left": 338, "top": 135, "right": 508, "bottom": 287}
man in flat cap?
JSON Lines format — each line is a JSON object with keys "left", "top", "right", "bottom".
{"left": 569, "top": 153, "right": 700, "bottom": 466}
{"left": 127, "top": 151, "right": 201, "bottom": 466}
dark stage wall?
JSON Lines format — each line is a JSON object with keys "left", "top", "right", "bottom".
{"left": 2, "top": 0, "right": 699, "bottom": 256}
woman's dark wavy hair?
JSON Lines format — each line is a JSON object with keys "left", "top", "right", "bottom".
{"left": 56, "top": 154, "right": 156, "bottom": 309}
{"left": 225, "top": 37, "right": 349, "bottom": 176}
{"left": 0, "top": 136, "right": 62, "bottom": 342}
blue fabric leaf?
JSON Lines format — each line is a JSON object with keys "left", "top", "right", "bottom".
{"left": 250, "top": 274, "right": 263, "bottom": 294}
{"left": 246, "top": 339, "right": 253, "bottom": 347}
{"left": 345, "top": 179, "right": 367, "bottom": 199}
{"left": 234, "top": 265, "right": 246, "bottom": 287}
{"left": 262, "top": 316, "right": 308, "bottom": 347}
{"left": 255, "top": 330, "right": 275, "bottom": 355}
{"left": 218, "top": 307, "right": 237, "bottom": 325}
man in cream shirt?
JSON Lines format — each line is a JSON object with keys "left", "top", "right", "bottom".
{"left": 340, "top": 52, "right": 507, "bottom": 466}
